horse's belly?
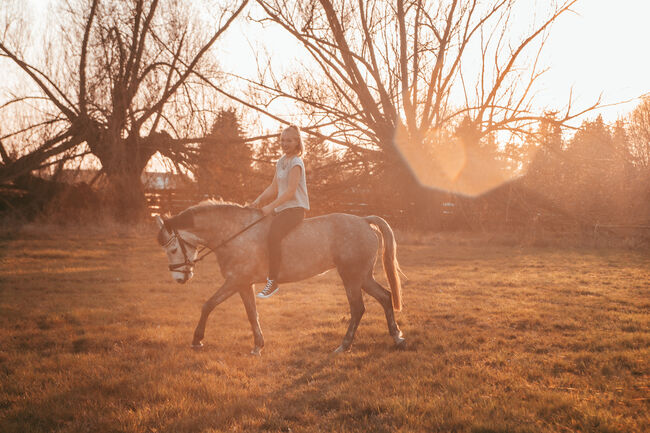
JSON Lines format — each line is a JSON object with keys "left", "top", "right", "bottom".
{"left": 278, "top": 242, "right": 335, "bottom": 283}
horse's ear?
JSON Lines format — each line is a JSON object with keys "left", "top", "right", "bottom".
{"left": 155, "top": 215, "right": 165, "bottom": 230}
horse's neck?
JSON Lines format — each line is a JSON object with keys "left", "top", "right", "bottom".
{"left": 194, "top": 206, "right": 260, "bottom": 245}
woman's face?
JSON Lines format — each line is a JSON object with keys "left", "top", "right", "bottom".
{"left": 280, "top": 131, "right": 300, "bottom": 155}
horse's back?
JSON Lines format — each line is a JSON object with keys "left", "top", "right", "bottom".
{"left": 297, "top": 212, "right": 376, "bottom": 249}
{"left": 278, "top": 212, "right": 378, "bottom": 282}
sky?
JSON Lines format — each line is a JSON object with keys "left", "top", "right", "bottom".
{"left": 214, "top": 0, "right": 650, "bottom": 126}
{"left": 537, "top": 0, "right": 650, "bottom": 122}
{"left": 6, "top": 0, "right": 650, "bottom": 126}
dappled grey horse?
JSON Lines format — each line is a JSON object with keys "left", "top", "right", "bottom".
{"left": 155, "top": 200, "right": 405, "bottom": 354}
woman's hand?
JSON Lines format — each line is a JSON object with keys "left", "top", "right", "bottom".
{"left": 261, "top": 204, "right": 275, "bottom": 216}
{"left": 250, "top": 198, "right": 261, "bottom": 209}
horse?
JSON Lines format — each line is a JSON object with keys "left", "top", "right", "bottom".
{"left": 154, "top": 200, "right": 405, "bottom": 355}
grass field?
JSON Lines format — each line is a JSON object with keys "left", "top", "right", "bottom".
{"left": 0, "top": 226, "right": 648, "bottom": 432}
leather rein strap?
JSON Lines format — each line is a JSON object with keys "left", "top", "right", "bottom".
{"left": 166, "top": 215, "right": 267, "bottom": 273}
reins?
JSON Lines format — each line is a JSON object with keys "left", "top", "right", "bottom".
{"left": 168, "top": 213, "right": 268, "bottom": 271}
{"left": 213, "top": 214, "right": 268, "bottom": 250}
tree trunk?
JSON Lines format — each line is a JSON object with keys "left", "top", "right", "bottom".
{"left": 104, "top": 170, "right": 148, "bottom": 222}
{"left": 92, "top": 134, "right": 157, "bottom": 222}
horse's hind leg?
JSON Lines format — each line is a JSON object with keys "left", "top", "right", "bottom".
{"left": 363, "top": 274, "right": 405, "bottom": 348}
{"left": 239, "top": 284, "right": 264, "bottom": 356}
{"left": 335, "top": 268, "right": 365, "bottom": 353}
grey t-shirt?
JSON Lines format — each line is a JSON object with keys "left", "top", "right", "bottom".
{"left": 275, "top": 155, "right": 310, "bottom": 212}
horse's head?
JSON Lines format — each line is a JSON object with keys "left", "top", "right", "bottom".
{"left": 155, "top": 215, "right": 200, "bottom": 284}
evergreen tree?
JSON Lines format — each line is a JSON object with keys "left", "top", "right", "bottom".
{"left": 252, "top": 134, "right": 281, "bottom": 188}
{"left": 563, "top": 115, "right": 632, "bottom": 223}
{"left": 526, "top": 114, "right": 565, "bottom": 192}
{"left": 197, "top": 109, "right": 255, "bottom": 202}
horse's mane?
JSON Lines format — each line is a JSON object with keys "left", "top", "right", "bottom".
{"left": 163, "top": 199, "right": 252, "bottom": 230}
{"left": 192, "top": 198, "right": 248, "bottom": 211}
{"left": 158, "top": 199, "right": 254, "bottom": 245}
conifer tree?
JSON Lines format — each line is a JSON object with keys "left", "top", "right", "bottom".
{"left": 197, "top": 108, "right": 255, "bottom": 202}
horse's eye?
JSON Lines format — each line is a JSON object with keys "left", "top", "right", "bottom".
{"left": 171, "top": 248, "right": 178, "bottom": 254}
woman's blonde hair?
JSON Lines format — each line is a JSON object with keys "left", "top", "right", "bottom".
{"left": 281, "top": 124, "right": 304, "bottom": 156}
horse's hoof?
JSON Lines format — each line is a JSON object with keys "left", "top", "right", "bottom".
{"left": 394, "top": 338, "right": 407, "bottom": 350}
{"left": 334, "top": 345, "right": 350, "bottom": 354}
{"left": 250, "top": 347, "right": 262, "bottom": 356}
{"left": 191, "top": 342, "right": 204, "bottom": 350}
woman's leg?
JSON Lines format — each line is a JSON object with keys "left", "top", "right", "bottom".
{"left": 267, "top": 207, "right": 305, "bottom": 280}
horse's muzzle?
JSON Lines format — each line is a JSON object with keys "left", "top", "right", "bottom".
{"left": 173, "top": 271, "right": 193, "bottom": 284}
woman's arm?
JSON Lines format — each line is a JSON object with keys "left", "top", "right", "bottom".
{"left": 251, "top": 175, "right": 278, "bottom": 208}
{"left": 261, "top": 165, "right": 301, "bottom": 215}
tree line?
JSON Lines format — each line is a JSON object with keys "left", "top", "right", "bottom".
{"left": 1, "top": 1, "right": 648, "bottom": 232}
{"left": 155, "top": 101, "right": 650, "bottom": 233}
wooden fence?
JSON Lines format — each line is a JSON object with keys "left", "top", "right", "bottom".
{"left": 144, "top": 189, "right": 650, "bottom": 244}
{"left": 145, "top": 188, "right": 414, "bottom": 226}
{"left": 146, "top": 189, "right": 204, "bottom": 216}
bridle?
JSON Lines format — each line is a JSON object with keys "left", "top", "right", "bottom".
{"left": 162, "top": 214, "right": 268, "bottom": 276}
{"left": 162, "top": 228, "right": 207, "bottom": 276}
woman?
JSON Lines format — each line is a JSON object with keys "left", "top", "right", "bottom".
{"left": 251, "top": 125, "right": 310, "bottom": 298}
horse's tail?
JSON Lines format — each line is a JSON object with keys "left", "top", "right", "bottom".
{"left": 365, "top": 216, "right": 403, "bottom": 312}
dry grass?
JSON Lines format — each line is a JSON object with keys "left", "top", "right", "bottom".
{"left": 0, "top": 226, "right": 648, "bottom": 432}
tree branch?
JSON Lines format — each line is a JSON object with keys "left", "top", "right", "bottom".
{"left": 136, "top": 0, "right": 249, "bottom": 131}
{"left": 79, "top": 0, "right": 99, "bottom": 116}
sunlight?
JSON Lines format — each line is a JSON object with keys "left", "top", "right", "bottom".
{"left": 1, "top": 2, "right": 649, "bottom": 432}
{"left": 394, "top": 125, "right": 513, "bottom": 197}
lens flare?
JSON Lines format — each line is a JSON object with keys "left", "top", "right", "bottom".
{"left": 394, "top": 124, "right": 522, "bottom": 197}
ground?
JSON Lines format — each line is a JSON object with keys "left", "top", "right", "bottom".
{"left": 0, "top": 227, "right": 648, "bottom": 432}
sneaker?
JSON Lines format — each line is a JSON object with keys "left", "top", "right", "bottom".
{"left": 257, "top": 279, "right": 279, "bottom": 299}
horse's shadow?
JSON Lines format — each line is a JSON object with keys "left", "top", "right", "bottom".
{"left": 245, "top": 340, "right": 408, "bottom": 432}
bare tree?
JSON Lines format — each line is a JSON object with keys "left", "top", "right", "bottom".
{"left": 0, "top": 0, "right": 248, "bottom": 219}
{"left": 628, "top": 96, "right": 650, "bottom": 169}
{"left": 246, "top": 0, "right": 597, "bottom": 205}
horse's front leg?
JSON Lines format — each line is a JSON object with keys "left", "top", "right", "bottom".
{"left": 239, "top": 284, "right": 264, "bottom": 356}
{"left": 192, "top": 281, "right": 239, "bottom": 348}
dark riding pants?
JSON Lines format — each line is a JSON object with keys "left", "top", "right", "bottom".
{"left": 268, "top": 207, "right": 305, "bottom": 280}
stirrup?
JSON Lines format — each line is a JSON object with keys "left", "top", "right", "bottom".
{"left": 257, "top": 279, "right": 279, "bottom": 299}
